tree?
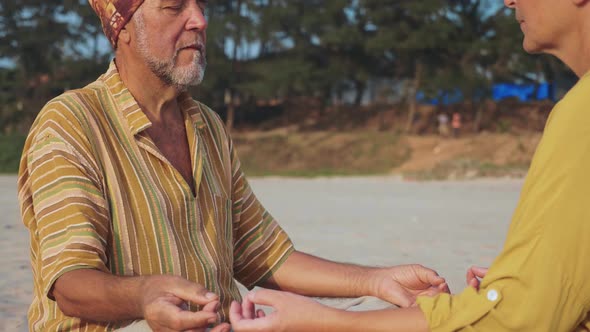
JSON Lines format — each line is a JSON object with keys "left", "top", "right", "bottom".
{"left": 1, "top": 1, "right": 77, "bottom": 131}
{"left": 363, "top": 0, "right": 452, "bottom": 133}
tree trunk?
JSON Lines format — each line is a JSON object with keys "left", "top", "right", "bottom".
{"left": 317, "top": 86, "right": 331, "bottom": 117}
{"left": 405, "top": 62, "right": 423, "bottom": 134}
{"left": 473, "top": 102, "right": 484, "bottom": 133}
{"left": 225, "top": 0, "right": 242, "bottom": 132}
{"left": 353, "top": 80, "right": 366, "bottom": 107}
{"left": 226, "top": 103, "right": 235, "bottom": 134}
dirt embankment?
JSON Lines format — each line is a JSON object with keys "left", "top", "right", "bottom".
{"left": 234, "top": 130, "right": 541, "bottom": 179}
{"left": 396, "top": 133, "right": 541, "bottom": 179}
{"left": 232, "top": 99, "right": 550, "bottom": 179}
{"left": 234, "top": 129, "right": 410, "bottom": 177}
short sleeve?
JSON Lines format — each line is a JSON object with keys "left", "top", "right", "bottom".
{"left": 23, "top": 104, "right": 111, "bottom": 300}
{"left": 228, "top": 140, "right": 294, "bottom": 289}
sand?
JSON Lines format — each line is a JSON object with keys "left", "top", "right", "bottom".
{"left": 0, "top": 175, "right": 522, "bottom": 330}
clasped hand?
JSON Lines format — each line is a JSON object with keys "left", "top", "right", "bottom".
{"left": 140, "top": 275, "right": 230, "bottom": 332}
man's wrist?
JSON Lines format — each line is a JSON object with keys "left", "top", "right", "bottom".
{"left": 348, "top": 265, "right": 380, "bottom": 297}
{"left": 134, "top": 276, "right": 152, "bottom": 317}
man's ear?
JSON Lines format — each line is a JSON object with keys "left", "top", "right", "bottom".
{"left": 118, "top": 26, "right": 131, "bottom": 46}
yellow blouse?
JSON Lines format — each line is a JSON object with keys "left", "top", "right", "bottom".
{"left": 419, "top": 72, "right": 590, "bottom": 331}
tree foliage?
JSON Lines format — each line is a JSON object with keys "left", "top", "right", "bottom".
{"left": 0, "top": 0, "right": 574, "bottom": 133}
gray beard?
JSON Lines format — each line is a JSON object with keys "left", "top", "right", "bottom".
{"left": 134, "top": 13, "right": 207, "bottom": 91}
{"left": 144, "top": 51, "right": 207, "bottom": 91}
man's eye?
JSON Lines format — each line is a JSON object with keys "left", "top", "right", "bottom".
{"left": 163, "top": 5, "right": 183, "bottom": 13}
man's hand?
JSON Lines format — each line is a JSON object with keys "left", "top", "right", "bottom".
{"left": 229, "top": 290, "right": 329, "bottom": 332}
{"left": 139, "top": 275, "right": 230, "bottom": 332}
{"left": 466, "top": 266, "right": 488, "bottom": 290}
{"left": 368, "top": 264, "right": 450, "bottom": 307}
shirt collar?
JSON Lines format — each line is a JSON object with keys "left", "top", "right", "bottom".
{"left": 177, "top": 91, "right": 207, "bottom": 130}
{"left": 102, "top": 60, "right": 207, "bottom": 136}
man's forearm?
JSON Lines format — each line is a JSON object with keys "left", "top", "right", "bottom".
{"left": 263, "top": 251, "right": 376, "bottom": 298}
{"left": 53, "top": 269, "right": 145, "bottom": 322}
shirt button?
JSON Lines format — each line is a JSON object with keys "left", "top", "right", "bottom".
{"left": 487, "top": 289, "right": 499, "bottom": 302}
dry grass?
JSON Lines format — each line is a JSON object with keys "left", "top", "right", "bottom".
{"left": 234, "top": 129, "right": 409, "bottom": 177}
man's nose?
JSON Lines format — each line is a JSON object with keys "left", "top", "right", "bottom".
{"left": 186, "top": 3, "right": 208, "bottom": 31}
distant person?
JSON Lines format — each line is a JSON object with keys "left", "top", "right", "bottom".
{"left": 229, "top": 0, "right": 590, "bottom": 330}
{"left": 17, "top": 0, "right": 448, "bottom": 331}
{"left": 452, "top": 112, "right": 462, "bottom": 138}
{"left": 437, "top": 113, "right": 450, "bottom": 137}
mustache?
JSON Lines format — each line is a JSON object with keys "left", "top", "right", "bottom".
{"left": 177, "top": 38, "right": 206, "bottom": 53}
{"left": 172, "top": 41, "right": 207, "bottom": 66}
{"left": 178, "top": 43, "right": 205, "bottom": 52}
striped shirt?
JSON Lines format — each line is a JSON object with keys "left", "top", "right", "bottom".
{"left": 18, "top": 61, "right": 294, "bottom": 331}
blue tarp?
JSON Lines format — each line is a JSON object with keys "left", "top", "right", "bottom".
{"left": 417, "top": 83, "right": 554, "bottom": 105}
{"left": 492, "top": 83, "right": 553, "bottom": 102}
{"left": 416, "top": 89, "right": 464, "bottom": 106}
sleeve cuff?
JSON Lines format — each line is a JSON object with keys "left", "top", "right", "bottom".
{"left": 417, "top": 286, "right": 503, "bottom": 332}
{"left": 239, "top": 241, "right": 295, "bottom": 289}
{"left": 250, "top": 245, "right": 295, "bottom": 289}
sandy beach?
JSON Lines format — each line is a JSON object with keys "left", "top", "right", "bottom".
{"left": 0, "top": 174, "right": 522, "bottom": 331}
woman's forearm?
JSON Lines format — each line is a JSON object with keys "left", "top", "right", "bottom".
{"left": 321, "top": 306, "right": 430, "bottom": 332}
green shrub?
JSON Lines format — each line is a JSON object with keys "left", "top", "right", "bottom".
{"left": 0, "top": 135, "right": 26, "bottom": 173}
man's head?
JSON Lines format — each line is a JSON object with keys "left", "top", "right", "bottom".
{"left": 503, "top": 0, "right": 587, "bottom": 55}
{"left": 89, "top": 0, "right": 208, "bottom": 90}
{"left": 130, "top": 1, "right": 208, "bottom": 89}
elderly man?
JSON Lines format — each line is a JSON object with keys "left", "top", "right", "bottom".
{"left": 17, "top": 1, "right": 449, "bottom": 331}
{"left": 228, "top": 0, "right": 590, "bottom": 330}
